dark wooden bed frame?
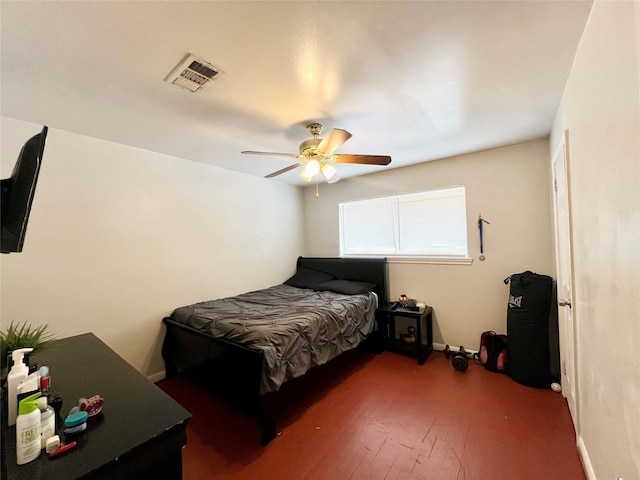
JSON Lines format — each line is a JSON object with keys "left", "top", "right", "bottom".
{"left": 162, "top": 256, "right": 388, "bottom": 445}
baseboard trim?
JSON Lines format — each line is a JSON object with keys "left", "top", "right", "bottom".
{"left": 577, "top": 435, "right": 595, "bottom": 480}
{"left": 433, "top": 342, "right": 478, "bottom": 357}
{"left": 147, "top": 370, "right": 166, "bottom": 384}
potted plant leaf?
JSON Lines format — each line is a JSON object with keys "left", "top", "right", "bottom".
{"left": 1, "top": 320, "right": 57, "bottom": 372}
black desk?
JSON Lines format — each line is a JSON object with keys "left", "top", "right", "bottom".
{"left": 1, "top": 333, "right": 191, "bottom": 479}
{"left": 377, "top": 304, "right": 434, "bottom": 364}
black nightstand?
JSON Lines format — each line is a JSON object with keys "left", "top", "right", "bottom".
{"left": 377, "top": 304, "right": 433, "bottom": 364}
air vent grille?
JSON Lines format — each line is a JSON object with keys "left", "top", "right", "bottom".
{"left": 164, "top": 54, "right": 224, "bottom": 92}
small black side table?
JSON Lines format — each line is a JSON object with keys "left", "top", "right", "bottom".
{"left": 377, "top": 304, "right": 433, "bottom": 364}
{"left": 1, "top": 333, "right": 191, "bottom": 479}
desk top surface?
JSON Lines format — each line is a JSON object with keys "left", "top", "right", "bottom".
{"left": 1, "top": 333, "right": 191, "bottom": 479}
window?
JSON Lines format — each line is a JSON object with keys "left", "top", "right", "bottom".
{"left": 339, "top": 186, "right": 468, "bottom": 260}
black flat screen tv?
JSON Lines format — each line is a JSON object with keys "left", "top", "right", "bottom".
{"left": 1, "top": 126, "right": 48, "bottom": 253}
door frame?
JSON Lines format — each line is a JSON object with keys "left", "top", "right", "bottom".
{"left": 551, "top": 130, "right": 579, "bottom": 435}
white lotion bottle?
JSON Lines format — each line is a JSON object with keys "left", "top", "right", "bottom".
{"left": 17, "top": 371, "right": 40, "bottom": 402}
{"left": 7, "top": 347, "right": 33, "bottom": 427}
{"left": 16, "top": 392, "right": 42, "bottom": 465}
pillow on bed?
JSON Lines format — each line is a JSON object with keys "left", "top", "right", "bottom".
{"left": 284, "top": 267, "right": 335, "bottom": 290}
{"left": 316, "top": 279, "right": 377, "bottom": 295}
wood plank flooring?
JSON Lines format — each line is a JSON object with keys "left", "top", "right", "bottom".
{"left": 156, "top": 349, "right": 585, "bottom": 480}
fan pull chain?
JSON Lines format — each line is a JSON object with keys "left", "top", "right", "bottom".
{"left": 315, "top": 176, "right": 320, "bottom": 198}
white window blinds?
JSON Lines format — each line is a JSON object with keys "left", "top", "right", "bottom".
{"left": 339, "top": 186, "right": 468, "bottom": 257}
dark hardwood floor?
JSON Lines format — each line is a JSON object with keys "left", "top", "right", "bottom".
{"left": 156, "top": 349, "right": 585, "bottom": 480}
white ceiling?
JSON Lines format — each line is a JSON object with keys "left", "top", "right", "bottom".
{"left": 1, "top": 1, "right": 592, "bottom": 186}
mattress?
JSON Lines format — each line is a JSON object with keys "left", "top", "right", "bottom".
{"left": 170, "top": 284, "right": 378, "bottom": 393}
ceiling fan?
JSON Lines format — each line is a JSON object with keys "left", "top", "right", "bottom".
{"left": 241, "top": 123, "right": 392, "bottom": 183}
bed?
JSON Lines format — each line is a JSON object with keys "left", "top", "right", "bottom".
{"left": 162, "top": 256, "right": 388, "bottom": 444}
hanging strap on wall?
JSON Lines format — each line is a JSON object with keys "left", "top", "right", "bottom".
{"left": 478, "top": 214, "right": 490, "bottom": 261}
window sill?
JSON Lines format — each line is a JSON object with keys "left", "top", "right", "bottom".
{"left": 388, "top": 256, "right": 473, "bottom": 266}
{"left": 340, "top": 255, "right": 473, "bottom": 265}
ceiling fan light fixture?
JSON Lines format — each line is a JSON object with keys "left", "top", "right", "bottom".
{"left": 300, "top": 170, "right": 313, "bottom": 182}
{"left": 300, "top": 159, "right": 320, "bottom": 182}
{"left": 321, "top": 162, "right": 338, "bottom": 183}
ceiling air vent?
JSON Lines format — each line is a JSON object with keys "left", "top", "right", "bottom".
{"left": 164, "top": 53, "right": 224, "bottom": 92}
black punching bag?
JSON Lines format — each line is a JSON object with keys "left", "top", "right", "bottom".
{"left": 504, "top": 271, "right": 559, "bottom": 388}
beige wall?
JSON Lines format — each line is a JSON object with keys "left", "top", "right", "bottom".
{"left": 1, "top": 117, "right": 306, "bottom": 380}
{"left": 303, "top": 138, "right": 554, "bottom": 351}
{"left": 550, "top": 1, "right": 640, "bottom": 478}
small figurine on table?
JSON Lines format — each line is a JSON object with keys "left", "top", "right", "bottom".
{"left": 402, "top": 326, "right": 417, "bottom": 344}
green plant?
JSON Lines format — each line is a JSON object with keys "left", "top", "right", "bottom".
{"left": 0, "top": 320, "right": 56, "bottom": 369}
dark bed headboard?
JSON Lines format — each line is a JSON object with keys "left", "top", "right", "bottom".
{"left": 297, "top": 256, "right": 389, "bottom": 305}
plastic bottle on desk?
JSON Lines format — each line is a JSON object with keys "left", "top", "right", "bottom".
{"left": 39, "top": 366, "right": 51, "bottom": 396}
{"left": 37, "top": 397, "right": 55, "bottom": 448}
{"left": 17, "top": 371, "right": 40, "bottom": 404}
{"left": 7, "top": 347, "right": 33, "bottom": 427}
{"left": 16, "top": 392, "right": 42, "bottom": 465}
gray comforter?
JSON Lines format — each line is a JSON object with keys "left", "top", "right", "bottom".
{"left": 170, "top": 284, "right": 378, "bottom": 393}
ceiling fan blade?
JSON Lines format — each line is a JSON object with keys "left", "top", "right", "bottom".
{"left": 265, "top": 162, "right": 306, "bottom": 178}
{"left": 317, "top": 129, "right": 352, "bottom": 155}
{"left": 333, "top": 154, "right": 392, "bottom": 165}
{"left": 242, "top": 150, "right": 300, "bottom": 159}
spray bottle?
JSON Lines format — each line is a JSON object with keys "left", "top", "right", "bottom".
{"left": 7, "top": 347, "right": 33, "bottom": 427}
{"left": 39, "top": 366, "right": 51, "bottom": 396}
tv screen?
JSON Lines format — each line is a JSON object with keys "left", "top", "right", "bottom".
{"left": 1, "top": 126, "right": 48, "bottom": 253}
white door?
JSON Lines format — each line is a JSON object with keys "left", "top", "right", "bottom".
{"left": 551, "top": 131, "right": 578, "bottom": 431}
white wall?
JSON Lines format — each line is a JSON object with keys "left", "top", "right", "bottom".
{"left": 303, "top": 138, "right": 554, "bottom": 351}
{"left": 1, "top": 117, "right": 305, "bottom": 380}
{"left": 550, "top": 1, "right": 640, "bottom": 478}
